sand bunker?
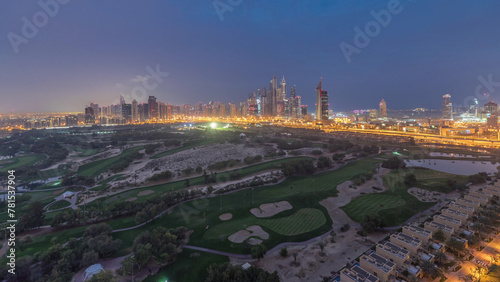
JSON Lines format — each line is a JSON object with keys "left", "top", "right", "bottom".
{"left": 125, "top": 197, "right": 137, "bottom": 202}
{"left": 219, "top": 213, "right": 233, "bottom": 221}
{"left": 248, "top": 238, "right": 263, "bottom": 245}
{"left": 251, "top": 201, "right": 292, "bottom": 218}
{"left": 228, "top": 225, "right": 269, "bottom": 243}
{"left": 408, "top": 187, "right": 443, "bottom": 202}
{"left": 137, "top": 190, "right": 154, "bottom": 196}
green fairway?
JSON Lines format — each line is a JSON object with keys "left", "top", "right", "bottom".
{"left": 256, "top": 208, "right": 327, "bottom": 236}
{"left": 151, "top": 139, "right": 217, "bottom": 159}
{"left": 77, "top": 146, "right": 144, "bottom": 177}
{"left": 48, "top": 200, "right": 71, "bottom": 210}
{"left": 144, "top": 249, "right": 229, "bottom": 282}
{"left": 78, "top": 148, "right": 101, "bottom": 157}
{"left": 342, "top": 194, "right": 406, "bottom": 223}
{"left": 0, "top": 154, "right": 46, "bottom": 172}
{"left": 342, "top": 167, "right": 466, "bottom": 226}
{"left": 110, "top": 158, "right": 381, "bottom": 255}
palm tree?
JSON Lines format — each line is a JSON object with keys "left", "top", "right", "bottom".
{"left": 421, "top": 261, "right": 441, "bottom": 279}
{"left": 434, "top": 251, "right": 447, "bottom": 265}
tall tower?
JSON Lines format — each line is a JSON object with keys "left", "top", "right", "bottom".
{"left": 272, "top": 75, "right": 278, "bottom": 116}
{"left": 315, "top": 78, "right": 329, "bottom": 121}
{"left": 442, "top": 94, "right": 453, "bottom": 120}
{"left": 131, "top": 100, "right": 138, "bottom": 122}
{"left": 148, "top": 96, "right": 158, "bottom": 120}
{"left": 379, "top": 99, "right": 387, "bottom": 118}
{"left": 291, "top": 85, "right": 297, "bottom": 119}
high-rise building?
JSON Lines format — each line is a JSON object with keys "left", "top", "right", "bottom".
{"left": 442, "top": 94, "right": 453, "bottom": 120}
{"left": 131, "top": 99, "right": 138, "bottom": 122}
{"left": 271, "top": 75, "right": 278, "bottom": 116}
{"left": 122, "top": 104, "right": 132, "bottom": 123}
{"left": 65, "top": 115, "right": 78, "bottom": 126}
{"left": 484, "top": 101, "right": 498, "bottom": 114}
{"left": 158, "top": 101, "right": 167, "bottom": 120}
{"left": 90, "top": 103, "right": 100, "bottom": 118}
{"left": 84, "top": 106, "right": 95, "bottom": 124}
{"left": 301, "top": 105, "right": 307, "bottom": 116}
{"left": 296, "top": 96, "right": 302, "bottom": 118}
{"left": 315, "top": 78, "right": 328, "bottom": 121}
{"left": 379, "top": 99, "right": 387, "bottom": 118}
{"left": 290, "top": 86, "right": 297, "bottom": 118}
{"left": 148, "top": 96, "right": 158, "bottom": 120}
{"left": 120, "top": 95, "right": 126, "bottom": 105}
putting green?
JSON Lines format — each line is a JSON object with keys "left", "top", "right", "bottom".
{"left": 204, "top": 208, "right": 326, "bottom": 240}
{"left": 342, "top": 194, "right": 405, "bottom": 223}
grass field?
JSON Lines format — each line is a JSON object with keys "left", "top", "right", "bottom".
{"left": 110, "top": 157, "right": 381, "bottom": 255}
{"left": 77, "top": 146, "right": 144, "bottom": 177}
{"left": 48, "top": 200, "right": 71, "bottom": 210}
{"left": 15, "top": 157, "right": 382, "bottom": 260}
{"left": 0, "top": 154, "right": 46, "bottom": 172}
{"left": 78, "top": 148, "right": 101, "bottom": 157}
{"left": 85, "top": 157, "right": 314, "bottom": 210}
{"left": 151, "top": 139, "right": 217, "bottom": 159}
{"left": 342, "top": 167, "right": 467, "bottom": 226}
{"left": 144, "top": 249, "right": 229, "bottom": 282}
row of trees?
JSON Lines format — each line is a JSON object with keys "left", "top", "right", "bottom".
{"left": 0, "top": 223, "right": 120, "bottom": 282}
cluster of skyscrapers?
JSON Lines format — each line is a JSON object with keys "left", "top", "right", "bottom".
{"left": 83, "top": 76, "right": 330, "bottom": 124}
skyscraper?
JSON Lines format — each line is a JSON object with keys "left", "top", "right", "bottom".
{"left": 315, "top": 78, "right": 328, "bottom": 121}
{"left": 131, "top": 99, "right": 138, "bottom": 122}
{"left": 379, "top": 99, "right": 387, "bottom": 118}
{"left": 148, "top": 96, "right": 158, "bottom": 120}
{"left": 442, "top": 94, "right": 453, "bottom": 120}
{"left": 122, "top": 104, "right": 132, "bottom": 123}
{"left": 290, "top": 85, "right": 297, "bottom": 119}
{"left": 271, "top": 75, "right": 278, "bottom": 116}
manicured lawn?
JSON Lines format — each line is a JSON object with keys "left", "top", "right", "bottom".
{"left": 111, "top": 158, "right": 381, "bottom": 255}
{"left": 77, "top": 146, "right": 144, "bottom": 177}
{"left": 342, "top": 167, "right": 466, "bottom": 226}
{"left": 0, "top": 154, "right": 46, "bottom": 172}
{"left": 15, "top": 157, "right": 382, "bottom": 260}
{"left": 151, "top": 139, "right": 217, "bottom": 159}
{"left": 144, "top": 249, "right": 229, "bottom": 282}
{"left": 256, "top": 208, "right": 326, "bottom": 236}
{"left": 342, "top": 194, "right": 406, "bottom": 223}
{"left": 48, "top": 200, "right": 71, "bottom": 210}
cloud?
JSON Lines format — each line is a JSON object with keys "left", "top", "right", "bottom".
{"left": 131, "top": 75, "right": 148, "bottom": 83}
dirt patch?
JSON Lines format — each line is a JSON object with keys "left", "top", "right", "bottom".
{"left": 251, "top": 201, "right": 293, "bottom": 218}
{"left": 228, "top": 225, "right": 269, "bottom": 243}
{"left": 137, "top": 190, "right": 154, "bottom": 196}
{"left": 219, "top": 213, "right": 233, "bottom": 221}
{"left": 408, "top": 187, "right": 443, "bottom": 202}
{"left": 125, "top": 197, "right": 137, "bottom": 202}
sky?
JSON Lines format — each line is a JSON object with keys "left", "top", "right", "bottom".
{"left": 1, "top": 0, "right": 500, "bottom": 113}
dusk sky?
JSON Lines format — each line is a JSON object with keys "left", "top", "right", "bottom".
{"left": 1, "top": 0, "right": 500, "bottom": 113}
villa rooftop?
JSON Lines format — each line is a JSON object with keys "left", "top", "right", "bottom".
{"left": 361, "top": 253, "right": 395, "bottom": 273}
{"left": 391, "top": 232, "right": 422, "bottom": 248}
{"left": 341, "top": 265, "right": 379, "bottom": 282}
{"left": 377, "top": 241, "right": 410, "bottom": 260}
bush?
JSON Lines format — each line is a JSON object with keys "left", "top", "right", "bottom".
{"left": 280, "top": 247, "right": 288, "bottom": 257}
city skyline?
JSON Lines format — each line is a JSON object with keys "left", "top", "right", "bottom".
{"left": 2, "top": 1, "right": 500, "bottom": 113}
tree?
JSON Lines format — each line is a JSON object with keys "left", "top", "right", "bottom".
{"left": 434, "top": 251, "right": 447, "bottom": 265}
{"left": 292, "top": 252, "right": 299, "bottom": 266}
{"left": 381, "top": 156, "right": 406, "bottom": 169}
{"left": 329, "top": 231, "right": 336, "bottom": 243}
{"left": 404, "top": 173, "right": 417, "bottom": 186}
{"left": 421, "top": 260, "right": 441, "bottom": 279}
{"left": 251, "top": 244, "right": 267, "bottom": 261}
{"left": 185, "top": 178, "right": 190, "bottom": 187}
{"left": 88, "top": 270, "right": 118, "bottom": 282}
{"left": 446, "top": 238, "right": 466, "bottom": 256}
{"left": 280, "top": 247, "right": 288, "bottom": 257}
{"left": 317, "top": 240, "right": 326, "bottom": 252}
{"left": 80, "top": 250, "right": 99, "bottom": 268}
{"left": 433, "top": 228, "right": 446, "bottom": 242}
{"left": 361, "top": 214, "right": 386, "bottom": 233}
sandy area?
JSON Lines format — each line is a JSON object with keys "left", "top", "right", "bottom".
{"left": 219, "top": 213, "right": 233, "bottom": 221}
{"left": 251, "top": 201, "right": 293, "bottom": 218}
{"left": 408, "top": 187, "right": 443, "bottom": 202}
{"left": 137, "top": 190, "right": 154, "bottom": 196}
{"left": 125, "top": 197, "right": 137, "bottom": 202}
{"left": 251, "top": 229, "right": 389, "bottom": 282}
{"left": 248, "top": 238, "right": 263, "bottom": 245}
{"left": 228, "top": 225, "right": 269, "bottom": 243}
